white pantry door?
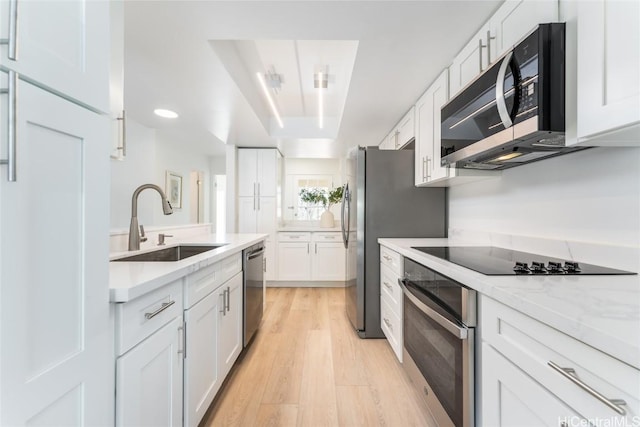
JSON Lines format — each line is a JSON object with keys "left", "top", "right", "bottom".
{"left": 0, "top": 76, "right": 111, "bottom": 425}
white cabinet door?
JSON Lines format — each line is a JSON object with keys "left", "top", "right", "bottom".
{"left": 184, "top": 290, "right": 221, "bottom": 427}
{"left": 311, "top": 242, "right": 345, "bottom": 281}
{"left": 0, "top": 0, "right": 109, "bottom": 112}
{"left": 277, "top": 242, "right": 311, "bottom": 280}
{"left": 238, "top": 196, "right": 257, "bottom": 233}
{"left": 576, "top": 0, "right": 640, "bottom": 145}
{"left": 256, "top": 197, "right": 278, "bottom": 238}
{"left": 415, "top": 69, "right": 450, "bottom": 186}
{"left": 0, "top": 77, "right": 112, "bottom": 426}
{"left": 450, "top": 22, "right": 491, "bottom": 97}
{"left": 396, "top": 107, "right": 415, "bottom": 148}
{"left": 109, "top": 0, "right": 125, "bottom": 159}
{"left": 218, "top": 273, "right": 243, "bottom": 379}
{"left": 237, "top": 149, "right": 258, "bottom": 197}
{"left": 116, "top": 317, "right": 183, "bottom": 427}
{"left": 481, "top": 343, "right": 581, "bottom": 427}
{"left": 490, "top": 0, "right": 559, "bottom": 59}
{"left": 257, "top": 149, "right": 278, "bottom": 197}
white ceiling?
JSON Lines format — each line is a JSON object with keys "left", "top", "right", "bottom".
{"left": 124, "top": 0, "right": 503, "bottom": 158}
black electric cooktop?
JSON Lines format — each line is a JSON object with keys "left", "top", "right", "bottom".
{"left": 412, "top": 246, "right": 636, "bottom": 276}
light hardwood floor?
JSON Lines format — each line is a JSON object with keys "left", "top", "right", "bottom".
{"left": 202, "top": 287, "right": 436, "bottom": 427}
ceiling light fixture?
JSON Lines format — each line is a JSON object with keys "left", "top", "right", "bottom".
{"left": 154, "top": 108, "right": 179, "bottom": 119}
{"left": 256, "top": 72, "right": 284, "bottom": 128}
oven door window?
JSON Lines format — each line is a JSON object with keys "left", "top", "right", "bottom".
{"left": 404, "top": 294, "right": 468, "bottom": 427}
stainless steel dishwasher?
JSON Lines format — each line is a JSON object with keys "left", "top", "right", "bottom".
{"left": 243, "top": 242, "right": 265, "bottom": 347}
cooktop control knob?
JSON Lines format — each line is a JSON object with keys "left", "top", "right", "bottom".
{"left": 530, "top": 261, "right": 548, "bottom": 274}
{"left": 564, "top": 261, "right": 581, "bottom": 273}
{"left": 547, "top": 261, "right": 565, "bottom": 274}
{"left": 513, "top": 262, "right": 531, "bottom": 274}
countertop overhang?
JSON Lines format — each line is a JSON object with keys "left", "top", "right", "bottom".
{"left": 109, "top": 233, "right": 268, "bottom": 302}
{"left": 378, "top": 238, "right": 640, "bottom": 370}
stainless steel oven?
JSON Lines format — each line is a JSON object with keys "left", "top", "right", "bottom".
{"left": 399, "top": 258, "right": 476, "bottom": 427}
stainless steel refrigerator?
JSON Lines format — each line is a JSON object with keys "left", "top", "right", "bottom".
{"left": 340, "top": 146, "right": 446, "bottom": 338}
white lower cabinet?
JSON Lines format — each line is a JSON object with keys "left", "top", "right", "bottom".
{"left": 379, "top": 246, "right": 403, "bottom": 362}
{"left": 116, "top": 316, "right": 184, "bottom": 427}
{"left": 114, "top": 280, "right": 184, "bottom": 427}
{"left": 217, "top": 272, "right": 243, "bottom": 379}
{"left": 184, "top": 271, "right": 244, "bottom": 427}
{"left": 480, "top": 295, "right": 640, "bottom": 426}
{"left": 482, "top": 343, "right": 582, "bottom": 426}
{"left": 276, "top": 232, "right": 345, "bottom": 282}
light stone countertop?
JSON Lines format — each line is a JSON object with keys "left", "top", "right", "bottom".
{"left": 378, "top": 238, "right": 640, "bottom": 370}
{"left": 109, "top": 233, "right": 267, "bottom": 302}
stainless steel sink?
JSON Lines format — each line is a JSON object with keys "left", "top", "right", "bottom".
{"left": 111, "top": 245, "right": 226, "bottom": 262}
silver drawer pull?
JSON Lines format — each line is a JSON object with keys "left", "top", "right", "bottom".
{"left": 383, "top": 318, "right": 393, "bottom": 330}
{"left": 548, "top": 361, "right": 627, "bottom": 415}
{"left": 383, "top": 281, "right": 392, "bottom": 290}
{"left": 382, "top": 255, "right": 392, "bottom": 261}
{"left": 144, "top": 300, "right": 175, "bottom": 319}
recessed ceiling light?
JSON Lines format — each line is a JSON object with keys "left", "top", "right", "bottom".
{"left": 154, "top": 108, "right": 179, "bottom": 119}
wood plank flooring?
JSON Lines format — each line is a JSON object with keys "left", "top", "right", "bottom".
{"left": 202, "top": 287, "right": 436, "bottom": 427}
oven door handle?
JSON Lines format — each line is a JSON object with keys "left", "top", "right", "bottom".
{"left": 399, "top": 279, "right": 468, "bottom": 339}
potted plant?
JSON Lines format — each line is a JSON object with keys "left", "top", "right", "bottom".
{"left": 299, "top": 186, "right": 343, "bottom": 227}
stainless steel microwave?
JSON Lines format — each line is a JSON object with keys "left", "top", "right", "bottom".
{"left": 440, "top": 23, "right": 588, "bottom": 170}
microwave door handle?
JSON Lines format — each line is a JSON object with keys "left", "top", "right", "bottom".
{"left": 496, "top": 51, "right": 514, "bottom": 129}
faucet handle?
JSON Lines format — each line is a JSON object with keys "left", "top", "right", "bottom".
{"left": 158, "top": 233, "right": 173, "bottom": 245}
{"left": 139, "top": 225, "right": 147, "bottom": 242}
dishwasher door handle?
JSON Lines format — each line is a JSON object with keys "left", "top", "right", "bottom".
{"left": 247, "top": 247, "right": 265, "bottom": 260}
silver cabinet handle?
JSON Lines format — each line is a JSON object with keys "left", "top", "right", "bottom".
{"left": 1, "top": 0, "right": 19, "bottom": 60}
{"left": 144, "top": 300, "right": 175, "bottom": 319}
{"left": 315, "top": 243, "right": 317, "bottom": 254}
{"left": 496, "top": 51, "right": 514, "bottom": 129}
{"left": 0, "top": 70, "right": 17, "bottom": 181}
{"left": 177, "top": 324, "right": 185, "bottom": 356}
{"left": 478, "top": 38, "right": 487, "bottom": 72}
{"left": 225, "top": 286, "right": 230, "bottom": 312}
{"left": 382, "top": 255, "right": 392, "bottom": 261}
{"left": 307, "top": 243, "right": 310, "bottom": 254}
{"left": 426, "top": 156, "right": 431, "bottom": 179}
{"left": 422, "top": 157, "right": 427, "bottom": 182}
{"left": 383, "top": 318, "right": 392, "bottom": 330}
{"left": 383, "top": 281, "right": 392, "bottom": 290}
{"left": 257, "top": 182, "right": 260, "bottom": 198}
{"left": 219, "top": 291, "right": 226, "bottom": 315}
{"left": 486, "top": 30, "right": 495, "bottom": 66}
{"left": 547, "top": 361, "right": 627, "bottom": 415}
{"left": 116, "top": 110, "right": 126, "bottom": 156}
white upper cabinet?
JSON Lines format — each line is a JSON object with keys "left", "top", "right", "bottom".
{"left": 450, "top": 21, "right": 492, "bottom": 97}
{"left": 574, "top": 0, "right": 639, "bottom": 145}
{"left": 380, "top": 108, "right": 415, "bottom": 150}
{"left": 0, "top": 0, "right": 110, "bottom": 112}
{"left": 238, "top": 148, "right": 279, "bottom": 198}
{"left": 450, "top": 0, "right": 558, "bottom": 98}
{"left": 109, "top": 0, "right": 126, "bottom": 160}
{"left": 415, "top": 70, "right": 450, "bottom": 186}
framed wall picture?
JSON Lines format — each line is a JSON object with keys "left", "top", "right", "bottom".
{"left": 165, "top": 171, "right": 183, "bottom": 209}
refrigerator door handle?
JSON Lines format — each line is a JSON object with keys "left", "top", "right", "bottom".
{"left": 341, "top": 183, "right": 349, "bottom": 248}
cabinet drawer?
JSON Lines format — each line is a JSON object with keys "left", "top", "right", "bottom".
{"left": 185, "top": 253, "right": 242, "bottom": 308}
{"left": 380, "top": 246, "right": 402, "bottom": 277}
{"left": 482, "top": 296, "right": 640, "bottom": 422}
{"left": 380, "top": 263, "right": 402, "bottom": 318}
{"left": 278, "top": 232, "right": 311, "bottom": 242}
{"left": 381, "top": 297, "right": 403, "bottom": 362}
{"left": 115, "top": 279, "right": 183, "bottom": 356}
{"left": 311, "top": 232, "right": 341, "bottom": 242}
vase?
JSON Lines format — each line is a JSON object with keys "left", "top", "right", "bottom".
{"left": 320, "top": 209, "right": 335, "bottom": 228}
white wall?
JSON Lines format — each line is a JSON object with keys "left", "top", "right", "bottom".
{"left": 448, "top": 147, "right": 640, "bottom": 248}
{"left": 110, "top": 119, "right": 214, "bottom": 229}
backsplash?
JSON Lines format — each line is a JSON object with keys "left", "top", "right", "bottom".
{"left": 448, "top": 147, "right": 640, "bottom": 271}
